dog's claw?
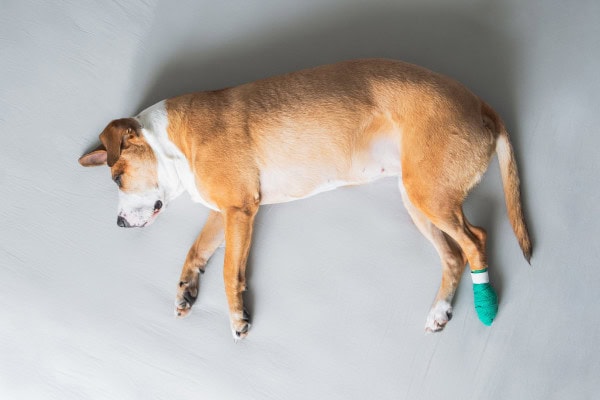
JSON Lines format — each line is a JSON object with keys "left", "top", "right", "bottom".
{"left": 174, "top": 279, "right": 198, "bottom": 318}
{"left": 233, "top": 323, "right": 250, "bottom": 340}
{"left": 424, "top": 300, "right": 453, "bottom": 333}
{"left": 175, "top": 303, "right": 192, "bottom": 317}
{"left": 231, "top": 309, "right": 251, "bottom": 340}
{"left": 236, "top": 324, "right": 249, "bottom": 336}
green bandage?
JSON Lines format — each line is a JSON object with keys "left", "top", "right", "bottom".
{"left": 471, "top": 269, "right": 498, "bottom": 326}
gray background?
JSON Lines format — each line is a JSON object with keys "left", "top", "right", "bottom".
{"left": 1, "top": 0, "right": 599, "bottom": 399}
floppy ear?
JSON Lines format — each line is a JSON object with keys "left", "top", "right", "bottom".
{"left": 78, "top": 144, "right": 107, "bottom": 167}
{"left": 98, "top": 118, "right": 141, "bottom": 167}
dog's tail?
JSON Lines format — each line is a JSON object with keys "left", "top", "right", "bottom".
{"left": 483, "top": 102, "right": 532, "bottom": 263}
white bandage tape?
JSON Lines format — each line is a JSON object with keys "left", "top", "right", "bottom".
{"left": 471, "top": 270, "right": 490, "bottom": 284}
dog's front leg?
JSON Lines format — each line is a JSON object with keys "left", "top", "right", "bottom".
{"left": 175, "top": 210, "right": 225, "bottom": 317}
{"left": 223, "top": 203, "right": 258, "bottom": 339}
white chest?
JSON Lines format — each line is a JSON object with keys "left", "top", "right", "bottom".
{"left": 136, "top": 101, "right": 219, "bottom": 211}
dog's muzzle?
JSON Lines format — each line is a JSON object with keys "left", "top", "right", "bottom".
{"left": 116, "top": 200, "right": 164, "bottom": 228}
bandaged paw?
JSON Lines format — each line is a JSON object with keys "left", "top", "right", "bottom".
{"left": 471, "top": 269, "right": 498, "bottom": 326}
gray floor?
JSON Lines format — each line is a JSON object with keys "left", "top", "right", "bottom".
{"left": 1, "top": 1, "right": 599, "bottom": 399}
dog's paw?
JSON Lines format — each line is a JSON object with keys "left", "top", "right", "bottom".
{"left": 230, "top": 309, "right": 251, "bottom": 341}
{"left": 174, "top": 277, "right": 199, "bottom": 318}
{"left": 425, "top": 300, "right": 453, "bottom": 333}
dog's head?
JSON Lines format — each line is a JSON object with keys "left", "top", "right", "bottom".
{"left": 79, "top": 118, "right": 165, "bottom": 228}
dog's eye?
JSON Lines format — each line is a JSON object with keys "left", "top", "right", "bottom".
{"left": 113, "top": 174, "right": 122, "bottom": 187}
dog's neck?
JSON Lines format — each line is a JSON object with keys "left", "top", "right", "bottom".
{"left": 135, "top": 101, "right": 213, "bottom": 209}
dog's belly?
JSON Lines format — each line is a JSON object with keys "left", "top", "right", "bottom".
{"left": 259, "top": 136, "right": 401, "bottom": 204}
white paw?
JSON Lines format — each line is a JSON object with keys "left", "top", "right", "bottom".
{"left": 230, "top": 309, "right": 251, "bottom": 341}
{"left": 425, "top": 300, "right": 453, "bottom": 333}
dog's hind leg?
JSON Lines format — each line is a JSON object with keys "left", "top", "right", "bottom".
{"left": 399, "top": 184, "right": 467, "bottom": 332}
{"left": 402, "top": 177, "right": 492, "bottom": 327}
{"left": 175, "top": 210, "right": 225, "bottom": 317}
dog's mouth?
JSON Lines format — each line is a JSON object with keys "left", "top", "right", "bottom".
{"left": 142, "top": 200, "right": 164, "bottom": 227}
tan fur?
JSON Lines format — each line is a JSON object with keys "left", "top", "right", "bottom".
{"left": 80, "top": 118, "right": 158, "bottom": 192}
{"left": 80, "top": 59, "right": 531, "bottom": 336}
{"left": 175, "top": 210, "right": 224, "bottom": 317}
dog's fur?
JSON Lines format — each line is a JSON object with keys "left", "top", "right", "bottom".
{"left": 79, "top": 59, "right": 531, "bottom": 338}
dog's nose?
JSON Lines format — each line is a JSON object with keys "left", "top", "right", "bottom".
{"left": 154, "top": 200, "right": 163, "bottom": 211}
{"left": 117, "top": 216, "right": 131, "bottom": 228}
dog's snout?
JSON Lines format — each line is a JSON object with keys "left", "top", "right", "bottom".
{"left": 117, "top": 216, "right": 131, "bottom": 228}
{"left": 154, "top": 200, "right": 163, "bottom": 211}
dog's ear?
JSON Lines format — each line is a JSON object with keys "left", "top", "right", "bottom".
{"left": 98, "top": 118, "right": 142, "bottom": 167}
{"left": 78, "top": 144, "right": 108, "bottom": 167}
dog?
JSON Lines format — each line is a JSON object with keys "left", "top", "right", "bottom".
{"left": 79, "top": 59, "right": 531, "bottom": 338}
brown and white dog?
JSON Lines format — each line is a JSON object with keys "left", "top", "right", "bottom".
{"left": 79, "top": 59, "right": 531, "bottom": 338}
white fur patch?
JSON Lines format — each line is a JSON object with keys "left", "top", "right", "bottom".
{"left": 135, "top": 101, "right": 219, "bottom": 211}
{"left": 259, "top": 134, "right": 401, "bottom": 204}
{"left": 258, "top": 168, "right": 351, "bottom": 204}
{"left": 117, "top": 189, "right": 161, "bottom": 227}
{"left": 425, "top": 300, "right": 452, "bottom": 332}
{"left": 359, "top": 135, "right": 402, "bottom": 181}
